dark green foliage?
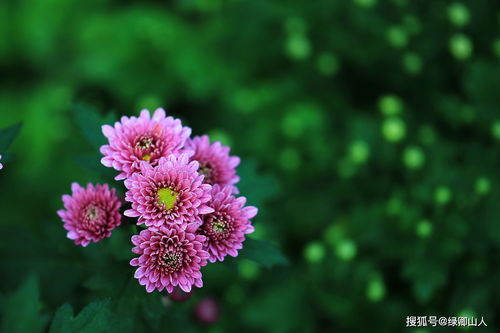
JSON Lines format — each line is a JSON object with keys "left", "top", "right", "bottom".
{"left": 240, "top": 238, "right": 288, "bottom": 268}
{"left": 72, "top": 103, "right": 116, "bottom": 150}
{"left": 0, "top": 123, "right": 22, "bottom": 152}
{"left": 49, "top": 299, "right": 111, "bottom": 333}
{"left": 74, "top": 153, "right": 117, "bottom": 180}
{"left": 72, "top": 103, "right": 119, "bottom": 180}
{"left": 237, "top": 160, "right": 281, "bottom": 208}
{"left": 1, "top": 0, "right": 500, "bottom": 332}
{"left": 1, "top": 276, "right": 48, "bottom": 333}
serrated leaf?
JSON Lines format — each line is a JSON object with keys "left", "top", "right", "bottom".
{"left": 74, "top": 299, "right": 111, "bottom": 333}
{"left": 83, "top": 266, "right": 127, "bottom": 294}
{"left": 107, "top": 278, "right": 142, "bottom": 333}
{"left": 0, "top": 122, "right": 22, "bottom": 152}
{"left": 239, "top": 237, "right": 288, "bottom": 268}
{"left": 49, "top": 304, "right": 73, "bottom": 333}
{"left": 72, "top": 103, "right": 115, "bottom": 150}
{"left": 49, "top": 299, "right": 111, "bottom": 333}
{"left": 1, "top": 275, "right": 48, "bottom": 333}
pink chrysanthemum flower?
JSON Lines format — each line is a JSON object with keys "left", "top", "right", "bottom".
{"left": 100, "top": 108, "right": 191, "bottom": 180}
{"left": 130, "top": 223, "right": 209, "bottom": 293}
{"left": 124, "top": 153, "right": 213, "bottom": 227}
{"left": 0, "top": 155, "right": 3, "bottom": 170}
{"left": 199, "top": 185, "right": 257, "bottom": 262}
{"left": 57, "top": 183, "right": 122, "bottom": 247}
{"left": 183, "top": 135, "right": 240, "bottom": 192}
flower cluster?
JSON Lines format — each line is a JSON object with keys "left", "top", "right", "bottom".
{"left": 58, "top": 108, "right": 257, "bottom": 294}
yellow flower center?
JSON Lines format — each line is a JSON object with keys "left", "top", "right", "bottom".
{"left": 213, "top": 220, "right": 226, "bottom": 232}
{"left": 142, "top": 154, "right": 151, "bottom": 161}
{"left": 157, "top": 188, "right": 178, "bottom": 210}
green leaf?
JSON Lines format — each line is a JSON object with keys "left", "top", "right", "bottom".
{"left": 84, "top": 277, "right": 164, "bottom": 333}
{"left": 49, "top": 299, "right": 111, "bottom": 333}
{"left": 72, "top": 299, "right": 111, "bottom": 333}
{"left": 239, "top": 237, "right": 288, "bottom": 268}
{"left": 73, "top": 153, "right": 117, "bottom": 179}
{"left": 242, "top": 278, "right": 311, "bottom": 333}
{"left": 1, "top": 275, "right": 48, "bottom": 333}
{"left": 72, "top": 103, "right": 116, "bottom": 150}
{"left": 49, "top": 304, "right": 73, "bottom": 333}
{"left": 237, "top": 160, "right": 280, "bottom": 207}
{"left": 222, "top": 256, "right": 240, "bottom": 273}
{"left": 0, "top": 153, "right": 13, "bottom": 163}
{"left": 140, "top": 293, "right": 165, "bottom": 331}
{"left": 0, "top": 122, "right": 22, "bottom": 152}
{"left": 412, "top": 270, "right": 446, "bottom": 304}
{"left": 109, "top": 283, "right": 139, "bottom": 333}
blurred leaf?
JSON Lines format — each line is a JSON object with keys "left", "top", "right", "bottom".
{"left": 239, "top": 237, "right": 288, "bottom": 268}
{"left": 107, "top": 228, "right": 134, "bottom": 261}
{"left": 223, "top": 256, "right": 240, "bottom": 272}
{"left": 140, "top": 293, "right": 164, "bottom": 331}
{"left": 0, "top": 122, "right": 22, "bottom": 152}
{"left": 243, "top": 277, "right": 313, "bottom": 333}
{"left": 159, "top": 306, "right": 197, "bottom": 333}
{"left": 72, "top": 103, "right": 115, "bottom": 150}
{"left": 0, "top": 153, "right": 13, "bottom": 163}
{"left": 83, "top": 266, "right": 127, "bottom": 294}
{"left": 49, "top": 304, "right": 73, "bottom": 333}
{"left": 237, "top": 159, "right": 280, "bottom": 207}
{"left": 1, "top": 275, "right": 48, "bottom": 333}
{"left": 412, "top": 271, "right": 446, "bottom": 304}
{"left": 73, "top": 153, "right": 116, "bottom": 179}
{"left": 107, "top": 277, "right": 144, "bottom": 333}
{"left": 49, "top": 299, "right": 111, "bottom": 333}
{"left": 104, "top": 276, "right": 164, "bottom": 333}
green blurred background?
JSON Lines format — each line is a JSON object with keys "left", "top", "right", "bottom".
{"left": 1, "top": 0, "right": 500, "bottom": 332}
